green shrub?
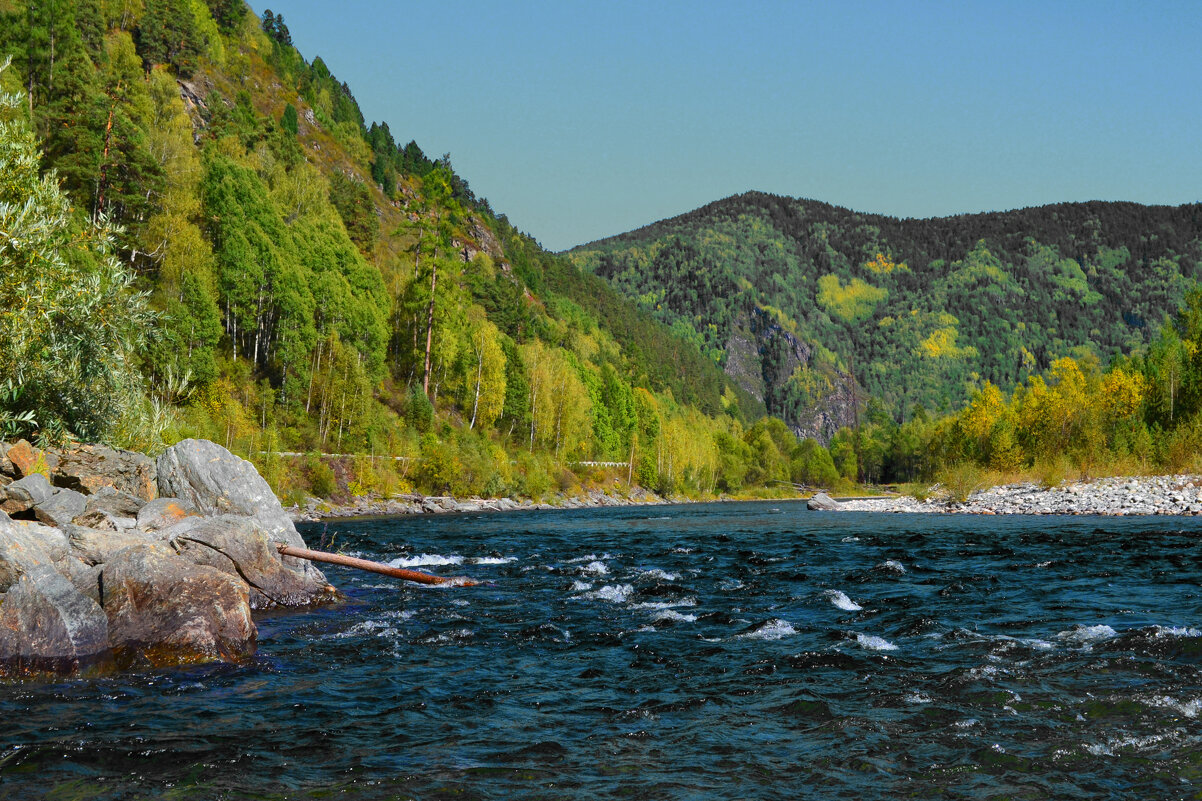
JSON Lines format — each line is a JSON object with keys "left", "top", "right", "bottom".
{"left": 306, "top": 452, "right": 337, "bottom": 497}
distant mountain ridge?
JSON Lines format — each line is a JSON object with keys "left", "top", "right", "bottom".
{"left": 567, "top": 192, "right": 1202, "bottom": 440}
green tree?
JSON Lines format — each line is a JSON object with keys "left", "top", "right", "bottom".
{"left": 0, "top": 65, "right": 156, "bottom": 443}
{"left": 280, "top": 102, "right": 298, "bottom": 136}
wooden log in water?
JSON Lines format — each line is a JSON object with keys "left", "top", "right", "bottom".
{"left": 276, "top": 543, "right": 478, "bottom": 586}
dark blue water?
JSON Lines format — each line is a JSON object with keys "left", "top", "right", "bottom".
{"left": 3, "top": 501, "right": 1202, "bottom": 799}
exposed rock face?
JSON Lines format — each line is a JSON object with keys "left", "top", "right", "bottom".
{"left": 718, "top": 309, "right": 862, "bottom": 444}
{"left": 5, "top": 440, "right": 42, "bottom": 478}
{"left": 101, "top": 544, "right": 256, "bottom": 668}
{"left": 33, "top": 488, "right": 87, "bottom": 527}
{"left": 83, "top": 486, "right": 146, "bottom": 519}
{"left": 3, "top": 473, "right": 54, "bottom": 513}
{"left": 0, "top": 564, "right": 110, "bottom": 675}
{"left": 156, "top": 438, "right": 326, "bottom": 584}
{"left": 157, "top": 439, "right": 301, "bottom": 544}
{"left": 137, "top": 497, "right": 199, "bottom": 532}
{"left": 52, "top": 444, "right": 157, "bottom": 501}
{"left": 172, "top": 515, "right": 337, "bottom": 609}
{"left": 0, "top": 438, "right": 338, "bottom": 679}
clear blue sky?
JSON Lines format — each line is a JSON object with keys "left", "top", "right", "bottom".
{"left": 260, "top": 1, "right": 1202, "bottom": 252}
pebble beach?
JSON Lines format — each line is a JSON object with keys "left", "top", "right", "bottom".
{"left": 834, "top": 475, "right": 1202, "bottom": 515}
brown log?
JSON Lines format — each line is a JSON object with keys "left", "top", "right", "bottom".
{"left": 276, "top": 543, "right": 477, "bottom": 587}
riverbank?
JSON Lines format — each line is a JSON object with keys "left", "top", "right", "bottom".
{"left": 291, "top": 486, "right": 680, "bottom": 520}
{"left": 0, "top": 438, "right": 338, "bottom": 678}
{"left": 828, "top": 474, "right": 1202, "bottom": 516}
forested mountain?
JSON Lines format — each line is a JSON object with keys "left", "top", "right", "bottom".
{"left": 567, "top": 192, "right": 1202, "bottom": 440}
{"left": 0, "top": 0, "right": 775, "bottom": 500}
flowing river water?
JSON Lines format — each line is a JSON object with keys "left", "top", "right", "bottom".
{"left": 2, "top": 501, "right": 1201, "bottom": 799}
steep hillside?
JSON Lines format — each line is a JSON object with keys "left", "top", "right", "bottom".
{"left": 0, "top": 0, "right": 771, "bottom": 499}
{"left": 568, "top": 192, "right": 1202, "bottom": 438}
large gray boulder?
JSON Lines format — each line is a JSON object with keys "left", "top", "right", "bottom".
{"left": 156, "top": 439, "right": 300, "bottom": 545}
{"left": 52, "top": 443, "right": 157, "bottom": 501}
{"left": 156, "top": 439, "right": 325, "bottom": 584}
{"left": 34, "top": 488, "right": 88, "bottom": 528}
{"left": 0, "top": 563, "right": 110, "bottom": 675}
{"left": 3, "top": 473, "right": 54, "bottom": 514}
{"left": 807, "top": 492, "right": 840, "bottom": 511}
{"left": 171, "top": 515, "right": 337, "bottom": 609}
{"left": 100, "top": 543, "right": 256, "bottom": 668}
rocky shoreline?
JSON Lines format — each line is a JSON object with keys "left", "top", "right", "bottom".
{"left": 813, "top": 474, "right": 1202, "bottom": 516}
{"left": 0, "top": 438, "right": 337, "bottom": 679}
{"left": 292, "top": 486, "right": 670, "bottom": 520}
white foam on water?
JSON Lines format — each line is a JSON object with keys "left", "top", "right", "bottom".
{"left": 1085, "top": 731, "right": 1175, "bottom": 756}
{"left": 672, "top": 546, "right": 695, "bottom": 554}
{"left": 856, "top": 633, "right": 898, "bottom": 651}
{"left": 719, "top": 579, "right": 744, "bottom": 591}
{"left": 905, "top": 693, "right": 932, "bottom": 704}
{"left": 388, "top": 553, "right": 464, "bottom": 568}
{"left": 425, "top": 628, "right": 474, "bottom": 643}
{"left": 954, "top": 718, "right": 979, "bottom": 729}
{"left": 878, "top": 559, "right": 906, "bottom": 574}
{"left": 652, "top": 609, "right": 698, "bottom": 623}
{"left": 841, "top": 536, "right": 860, "bottom": 543}
{"left": 570, "top": 580, "right": 592, "bottom": 592}
{"left": 567, "top": 553, "right": 613, "bottom": 564}
{"left": 632, "top": 599, "right": 697, "bottom": 610}
{"left": 579, "top": 561, "right": 609, "bottom": 576}
{"left": 1152, "top": 625, "right": 1202, "bottom": 638}
{"left": 329, "top": 610, "right": 415, "bottom": 640}
{"left": 736, "top": 619, "right": 797, "bottom": 641}
{"left": 451, "top": 598, "right": 469, "bottom": 607}
{"left": 1057, "top": 624, "right": 1117, "bottom": 645}
{"left": 471, "top": 556, "right": 517, "bottom": 565}
{"left": 581, "top": 584, "right": 634, "bottom": 603}
{"left": 1148, "top": 695, "right": 1202, "bottom": 718}
{"left": 824, "top": 589, "right": 863, "bottom": 611}
{"left": 637, "top": 568, "right": 680, "bottom": 581}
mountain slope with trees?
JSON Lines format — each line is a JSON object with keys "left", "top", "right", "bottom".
{"left": 0, "top": 1, "right": 804, "bottom": 501}
{"left": 567, "top": 192, "right": 1202, "bottom": 441}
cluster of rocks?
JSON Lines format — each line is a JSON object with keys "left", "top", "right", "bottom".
{"left": 809, "top": 475, "right": 1202, "bottom": 516}
{"left": 296, "top": 486, "right": 667, "bottom": 520}
{"left": 0, "top": 438, "right": 337, "bottom": 678}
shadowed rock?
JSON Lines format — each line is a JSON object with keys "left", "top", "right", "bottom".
{"left": 0, "top": 563, "right": 110, "bottom": 676}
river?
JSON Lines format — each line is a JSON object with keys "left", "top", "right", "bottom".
{"left": 2, "top": 501, "right": 1201, "bottom": 799}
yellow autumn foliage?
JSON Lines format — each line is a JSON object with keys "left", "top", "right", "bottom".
{"left": 816, "top": 274, "right": 888, "bottom": 322}
{"left": 863, "top": 252, "right": 908, "bottom": 274}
